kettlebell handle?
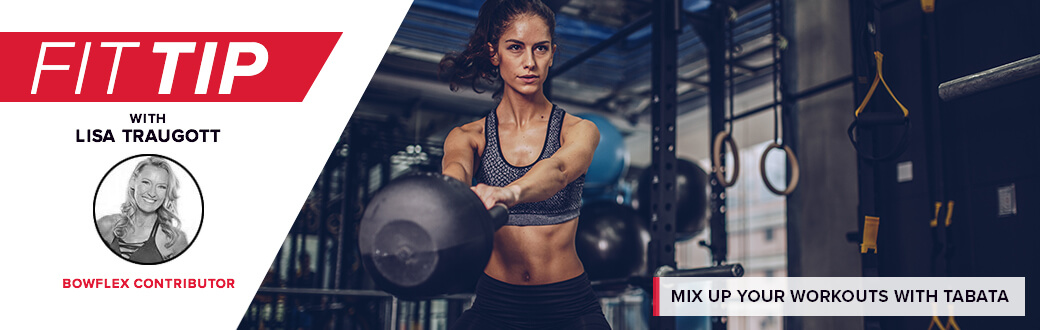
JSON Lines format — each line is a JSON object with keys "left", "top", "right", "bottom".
{"left": 488, "top": 203, "right": 509, "bottom": 230}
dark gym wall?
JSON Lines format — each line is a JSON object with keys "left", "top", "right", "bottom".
{"left": 785, "top": 0, "right": 862, "bottom": 329}
{"left": 936, "top": 0, "right": 1040, "bottom": 284}
{"left": 856, "top": 0, "right": 1039, "bottom": 328}
{"left": 934, "top": 0, "right": 1040, "bottom": 327}
{"left": 787, "top": 0, "right": 1039, "bottom": 329}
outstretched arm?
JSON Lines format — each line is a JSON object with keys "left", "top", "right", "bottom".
{"left": 442, "top": 125, "right": 479, "bottom": 184}
{"left": 472, "top": 116, "right": 599, "bottom": 209}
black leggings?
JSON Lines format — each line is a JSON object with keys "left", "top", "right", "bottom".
{"left": 450, "top": 272, "right": 611, "bottom": 330}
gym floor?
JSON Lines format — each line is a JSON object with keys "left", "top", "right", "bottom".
{"left": 238, "top": 0, "right": 1039, "bottom": 329}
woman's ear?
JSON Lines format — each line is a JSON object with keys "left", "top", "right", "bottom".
{"left": 549, "top": 44, "right": 557, "bottom": 67}
{"left": 487, "top": 42, "right": 499, "bottom": 66}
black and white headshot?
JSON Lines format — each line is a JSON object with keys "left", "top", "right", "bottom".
{"left": 94, "top": 154, "right": 203, "bottom": 264}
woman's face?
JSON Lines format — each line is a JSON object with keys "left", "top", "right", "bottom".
{"left": 132, "top": 165, "right": 169, "bottom": 214}
{"left": 491, "top": 14, "right": 554, "bottom": 97}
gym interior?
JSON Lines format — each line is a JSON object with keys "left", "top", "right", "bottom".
{"left": 239, "top": 0, "right": 1039, "bottom": 329}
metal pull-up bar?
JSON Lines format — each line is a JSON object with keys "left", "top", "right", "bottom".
{"left": 938, "top": 53, "right": 1040, "bottom": 101}
{"left": 549, "top": 14, "right": 652, "bottom": 78}
{"left": 548, "top": 8, "right": 712, "bottom": 79}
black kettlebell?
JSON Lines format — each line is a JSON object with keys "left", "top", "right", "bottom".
{"left": 358, "top": 172, "right": 507, "bottom": 299}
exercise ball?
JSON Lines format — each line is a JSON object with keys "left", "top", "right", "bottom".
{"left": 576, "top": 113, "right": 628, "bottom": 201}
{"left": 636, "top": 158, "right": 710, "bottom": 241}
{"left": 576, "top": 201, "right": 647, "bottom": 281}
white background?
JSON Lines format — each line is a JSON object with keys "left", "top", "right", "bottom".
{"left": 0, "top": 0, "right": 413, "bottom": 328}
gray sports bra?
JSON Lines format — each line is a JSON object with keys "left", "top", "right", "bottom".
{"left": 474, "top": 105, "right": 584, "bottom": 226}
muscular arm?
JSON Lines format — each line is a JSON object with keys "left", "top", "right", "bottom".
{"left": 441, "top": 125, "right": 479, "bottom": 184}
{"left": 96, "top": 214, "right": 120, "bottom": 242}
{"left": 473, "top": 116, "right": 599, "bottom": 208}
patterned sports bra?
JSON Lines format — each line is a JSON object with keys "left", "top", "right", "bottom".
{"left": 473, "top": 105, "right": 584, "bottom": 226}
{"left": 109, "top": 219, "right": 165, "bottom": 263}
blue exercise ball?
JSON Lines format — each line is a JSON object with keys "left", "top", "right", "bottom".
{"left": 576, "top": 113, "right": 628, "bottom": 201}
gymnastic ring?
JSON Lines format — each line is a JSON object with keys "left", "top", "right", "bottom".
{"left": 327, "top": 213, "right": 342, "bottom": 238}
{"left": 759, "top": 142, "right": 800, "bottom": 195}
{"left": 302, "top": 202, "right": 320, "bottom": 233}
{"left": 712, "top": 131, "right": 740, "bottom": 188}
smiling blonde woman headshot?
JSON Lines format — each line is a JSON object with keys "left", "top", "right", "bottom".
{"left": 96, "top": 156, "right": 189, "bottom": 264}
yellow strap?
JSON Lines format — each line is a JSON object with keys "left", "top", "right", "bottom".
{"left": 854, "top": 51, "right": 910, "bottom": 118}
{"left": 929, "top": 202, "right": 941, "bottom": 227}
{"left": 853, "top": 54, "right": 881, "bottom": 117}
{"left": 861, "top": 216, "right": 880, "bottom": 254}
{"left": 928, "top": 315, "right": 946, "bottom": 330}
{"left": 945, "top": 304, "right": 960, "bottom": 330}
{"left": 930, "top": 201, "right": 956, "bottom": 227}
{"left": 945, "top": 316, "right": 960, "bottom": 330}
{"left": 921, "top": 0, "right": 935, "bottom": 13}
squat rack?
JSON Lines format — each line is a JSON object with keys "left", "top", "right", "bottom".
{"left": 547, "top": 1, "right": 753, "bottom": 329}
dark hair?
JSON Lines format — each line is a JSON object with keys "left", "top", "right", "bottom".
{"left": 439, "top": 0, "right": 556, "bottom": 98}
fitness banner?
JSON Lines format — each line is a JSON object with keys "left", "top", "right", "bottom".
{"left": 0, "top": 0, "right": 412, "bottom": 329}
{"left": 0, "top": 32, "right": 341, "bottom": 102}
{"left": 653, "top": 277, "right": 1026, "bottom": 316}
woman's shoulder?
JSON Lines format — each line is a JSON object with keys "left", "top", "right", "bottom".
{"left": 158, "top": 227, "right": 190, "bottom": 258}
{"left": 561, "top": 113, "right": 599, "bottom": 133}
{"left": 96, "top": 214, "right": 123, "bottom": 241}
{"left": 96, "top": 214, "right": 123, "bottom": 229}
{"left": 172, "top": 228, "right": 189, "bottom": 249}
{"left": 446, "top": 118, "right": 486, "bottom": 142}
{"left": 458, "top": 117, "right": 486, "bottom": 134}
{"left": 559, "top": 113, "right": 600, "bottom": 149}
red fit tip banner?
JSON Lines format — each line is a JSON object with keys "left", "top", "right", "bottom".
{"left": 0, "top": 32, "right": 341, "bottom": 102}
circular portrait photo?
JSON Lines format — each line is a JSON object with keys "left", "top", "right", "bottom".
{"left": 94, "top": 154, "right": 203, "bottom": 265}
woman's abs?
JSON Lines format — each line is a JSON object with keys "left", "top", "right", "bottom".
{"left": 484, "top": 218, "right": 585, "bottom": 285}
